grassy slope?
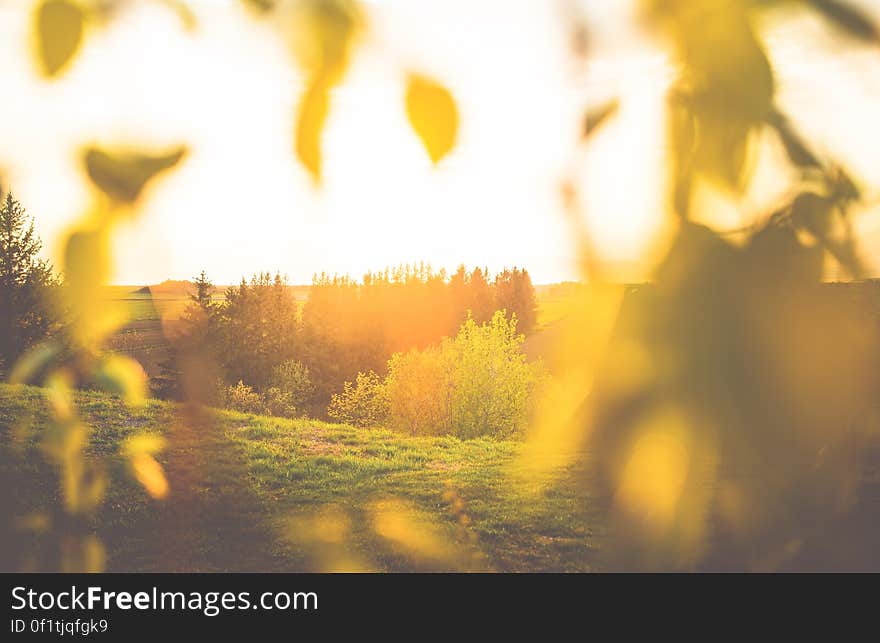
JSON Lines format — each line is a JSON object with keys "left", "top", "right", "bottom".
{"left": 0, "top": 384, "right": 601, "bottom": 572}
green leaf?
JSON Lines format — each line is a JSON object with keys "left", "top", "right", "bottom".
{"left": 8, "top": 341, "right": 62, "bottom": 385}
{"left": 807, "top": 0, "right": 879, "bottom": 42}
{"left": 83, "top": 146, "right": 187, "bottom": 203}
{"left": 35, "top": 0, "right": 85, "bottom": 78}
{"left": 95, "top": 354, "right": 148, "bottom": 405}
{"left": 405, "top": 74, "right": 459, "bottom": 164}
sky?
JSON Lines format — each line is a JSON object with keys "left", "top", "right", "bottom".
{"left": 0, "top": 0, "right": 879, "bottom": 285}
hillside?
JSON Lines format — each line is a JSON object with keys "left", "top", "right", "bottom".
{"left": 0, "top": 384, "right": 600, "bottom": 572}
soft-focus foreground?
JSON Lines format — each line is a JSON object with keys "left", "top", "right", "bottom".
{"left": 3, "top": 0, "right": 880, "bottom": 573}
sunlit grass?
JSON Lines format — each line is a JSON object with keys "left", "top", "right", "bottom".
{"left": 0, "top": 383, "right": 602, "bottom": 572}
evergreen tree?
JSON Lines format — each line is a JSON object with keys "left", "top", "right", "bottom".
{"left": 494, "top": 267, "right": 538, "bottom": 334}
{"left": 0, "top": 191, "right": 59, "bottom": 373}
{"left": 153, "top": 270, "right": 218, "bottom": 400}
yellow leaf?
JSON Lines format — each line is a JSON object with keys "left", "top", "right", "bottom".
{"left": 8, "top": 341, "right": 61, "bottom": 385}
{"left": 243, "top": 0, "right": 276, "bottom": 16}
{"left": 83, "top": 146, "right": 187, "bottom": 204}
{"left": 34, "top": 0, "right": 84, "bottom": 78}
{"left": 295, "top": 82, "right": 330, "bottom": 183}
{"left": 95, "top": 354, "right": 148, "bottom": 405}
{"left": 288, "top": 0, "right": 361, "bottom": 84}
{"left": 405, "top": 74, "right": 459, "bottom": 164}
{"left": 131, "top": 454, "right": 169, "bottom": 499}
{"left": 122, "top": 434, "right": 169, "bottom": 498}
{"left": 122, "top": 433, "right": 167, "bottom": 458}
{"left": 62, "top": 225, "right": 127, "bottom": 346}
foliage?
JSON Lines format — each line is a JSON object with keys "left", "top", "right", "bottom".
{"left": 405, "top": 74, "right": 459, "bottom": 164}
{"left": 220, "top": 272, "right": 300, "bottom": 389}
{"left": 385, "top": 312, "right": 545, "bottom": 438}
{"left": 6, "top": 143, "right": 185, "bottom": 571}
{"left": 554, "top": 0, "right": 880, "bottom": 570}
{"left": 327, "top": 371, "right": 389, "bottom": 427}
{"left": 446, "top": 312, "right": 544, "bottom": 439}
{"left": 385, "top": 345, "right": 453, "bottom": 436}
{"left": 301, "top": 264, "right": 538, "bottom": 408}
{"left": 219, "top": 380, "right": 266, "bottom": 415}
{"left": 493, "top": 267, "right": 538, "bottom": 334}
{"left": 0, "top": 192, "right": 60, "bottom": 374}
{"left": 269, "top": 359, "right": 315, "bottom": 411}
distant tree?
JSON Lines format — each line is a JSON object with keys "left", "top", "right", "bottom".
{"left": 220, "top": 272, "right": 299, "bottom": 388}
{"left": 467, "top": 266, "right": 494, "bottom": 324}
{"left": 494, "top": 267, "right": 538, "bottom": 334}
{"left": 0, "top": 191, "right": 59, "bottom": 373}
{"left": 152, "top": 270, "right": 219, "bottom": 400}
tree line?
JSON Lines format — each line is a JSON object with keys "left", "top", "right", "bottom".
{"left": 157, "top": 264, "right": 538, "bottom": 417}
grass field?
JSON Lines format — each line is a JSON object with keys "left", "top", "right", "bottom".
{"left": 0, "top": 384, "right": 602, "bottom": 572}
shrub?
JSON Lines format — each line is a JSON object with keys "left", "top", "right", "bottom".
{"left": 262, "top": 386, "right": 298, "bottom": 418}
{"left": 385, "top": 345, "right": 453, "bottom": 435}
{"left": 269, "top": 360, "right": 314, "bottom": 410}
{"left": 385, "top": 311, "right": 544, "bottom": 438}
{"left": 446, "top": 311, "right": 543, "bottom": 438}
{"left": 219, "top": 380, "right": 264, "bottom": 415}
{"left": 327, "top": 371, "right": 389, "bottom": 427}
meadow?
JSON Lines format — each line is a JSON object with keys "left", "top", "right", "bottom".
{"left": 0, "top": 383, "right": 602, "bottom": 572}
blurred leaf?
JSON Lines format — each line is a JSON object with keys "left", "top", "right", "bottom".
{"left": 159, "top": 0, "right": 197, "bottom": 31}
{"left": 123, "top": 434, "right": 169, "bottom": 499}
{"left": 44, "top": 370, "right": 75, "bottom": 422}
{"left": 8, "top": 341, "right": 61, "bottom": 385}
{"left": 295, "top": 81, "right": 330, "bottom": 183}
{"left": 82, "top": 535, "right": 106, "bottom": 573}
{"left": 14, "top": 511, "right": 51, "bottom": 534}
{"left": 789, "top": 192, "right": 864, "bottom": 277}
{"left": 768, "top": 110, "right": 820, "bottom": 168}
{"left": 830, "top": 166, "right": 861, "bottom": 202}
{"left": 370, "top": 499, "right": 464, "bottom": 568}
{"left": 405, "top": 74, "right": 459, "bottom": 164}
{"left": 95, "top": 354, "right": 148, "bottom": 405}
{"left": 290, "top": 0, "right": 361, "bottom": 84}
{"left": 583, "top": 99, "right": 620, "bottom": 139}
{"left": 130, "top": 454, "right": 169, "bottom": 498}
{"left": 664, "top": 3, "right": 774, "bottom": 196}
{"left": 121, "top": 433, "right": 167, "bottom": 458}
{"left": 748, "top": 213, "right": 825, "bottom": 283}
{"left": 63, "top": 225, "right": 126, "bottom": 346}
{"left": 243, "top": 0, "right": 276, "bottom": 15}
{"left": 807, "top": 0, "right": 879, "bottom": 42}
{"left": 83, "top": 146, "right": 187, "bottom": 204}
{"left": 34, "top": 0, "right": 85, "bottom": 78}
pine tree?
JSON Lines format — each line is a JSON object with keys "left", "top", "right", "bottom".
{"left": 153, "top": 270, "right": 217, "bottom": 400}
{"left": 0, "top": 191, "right": 58, "bottom": 373}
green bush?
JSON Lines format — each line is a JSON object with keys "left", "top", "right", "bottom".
{"left": 269, "top": 360, "right": 315, "bottom": 410}
{"left": 262, "top": 386, "right": 298, "bottom": 418}
{"left": 386, "top": 311, "right": 545, "bottom": 438}
{"left": 385, "top": 345, "right": 453, "bottom": 435}
{"left": 327, "top": 371, "right": 389, "bottom": 427}
{"left": 219, "top": 380, "right": 264, "bottom": 415}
